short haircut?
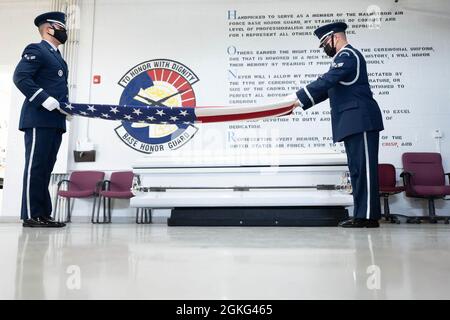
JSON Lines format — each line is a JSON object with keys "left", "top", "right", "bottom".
{"left": 38, "top": 22, "right": 50, "bottom": 35}
{"left": 335, "top": 31, "right": 347, "bottom": 40}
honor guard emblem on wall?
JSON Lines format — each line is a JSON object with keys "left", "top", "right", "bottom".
{"left": 115, "top": 59, "right": 199, "bottom": 153}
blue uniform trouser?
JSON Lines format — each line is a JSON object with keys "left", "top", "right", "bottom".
{"left": 21, "top": 128, "right": 63, "bottom": 220}
{"left": 343, "top": 130, "right": 381, "bottom": 220}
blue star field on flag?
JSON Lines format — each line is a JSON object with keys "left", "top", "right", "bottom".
{"left": 60, "top": 99, "right": 297, "bottom": 124}
{"left": 62, "top": 103, "right": 196, "bottom": 124}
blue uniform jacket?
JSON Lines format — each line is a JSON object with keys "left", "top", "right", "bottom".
{"left": 296, "top": 44, "right": 384, "bottom": 142}
{"left": 13, "top": 40, "right": 68, "bottom": 132}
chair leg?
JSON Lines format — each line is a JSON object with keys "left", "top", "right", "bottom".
{"left": 102, "top": 195, "right": 106, "bottom": 223}
{"left": 96, "top": 195, "right": 101, "bottom": 224}
{"left": 428, "top": 198, "right": 437, "bottom": 224}
{"left": 65, "top": 198, "right": 70, "bottom": 223}
{"left": 99, "top": 195, "right": 104, "bottom": 223}
{"left": 407, "top": 198, "right": 450, "bottom": 224}
{"left": 383, "top": 195, "right": 390, "bottom": 220}
{"left": 108, "top": 198, "right": 112, "bottom": 223}
{"left": 383, "top": 196, "right": 400, "bottom": 224}
{"left": 68, "top": 198, "right": 73, "bottom": 223}
{"left": 91, "top": 196, "right": 97, "bottom": 224}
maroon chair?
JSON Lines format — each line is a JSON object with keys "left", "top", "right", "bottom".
{"left": 401, "top": 153, "right": 450, "bottom": 224}
{"left": 378, "top": 164, "right": 405, "bottom": 224}
{"left": 54, "top": 171, "right": 105, "bottom": 223}
{"left": 94, "top": 171, "right": 140, "bottom": 224}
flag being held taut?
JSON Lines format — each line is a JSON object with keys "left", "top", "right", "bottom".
{"left": 60, "top": 99, "right": 297, "bottom": 125}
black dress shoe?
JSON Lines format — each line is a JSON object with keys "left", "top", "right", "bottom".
{"left": 339, "top": 218, "right": 380, "bottom": 228}
{"left": 23, "top": 217, "right": 65, "bottom": 228}
{"left": 40, "top": 216, "right": 66, "bottom": 227}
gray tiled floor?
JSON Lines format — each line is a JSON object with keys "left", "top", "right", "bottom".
{"left": 0, "top": 222, "right": 449, "bottom": 299}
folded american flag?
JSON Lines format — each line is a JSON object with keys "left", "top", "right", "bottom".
{"left": 60, "top": 100, "right": 296, "bottom": 124}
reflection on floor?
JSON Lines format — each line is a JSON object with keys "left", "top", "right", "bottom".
{"left": 0, "top": 222, "right": 449, "bottom": 299}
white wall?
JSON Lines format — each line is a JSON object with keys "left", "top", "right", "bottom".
{"left": 0, "top": 0, "right": 71, "bottom": 217}
{"left": 2, "top": 0, "right": 450, "bottom": 218}
{"left": 0, "top": 0, "right": 52, "bottom": 218}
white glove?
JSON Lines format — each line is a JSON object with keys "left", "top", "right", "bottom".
{"left": 65, "top": 114, "right": 73, "bottom": 122}
{"left": 57, "top": 107, "right": 73, "bottom": 121}
{"left": 42, "top": 96, "right": 60, "bottom": 111}
{"left": 282, "top": 93, "right": 298, "bottom": 103}
{"left": 282, "top": 93, "right": 300, "bottom": 107}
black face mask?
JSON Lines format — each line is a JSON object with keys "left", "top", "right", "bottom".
{"left": 323, "top": 35, "right": 336, "bottom": 58}
{"left": 49, "top": 27, "right": 67, "bottom": 45}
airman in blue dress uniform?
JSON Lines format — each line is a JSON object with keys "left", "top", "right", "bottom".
{"left": 13, "top": 11, "right": 71, "bottom": 227}
{"left": 291, "top": 22, "right": 384, "bottom": 228}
